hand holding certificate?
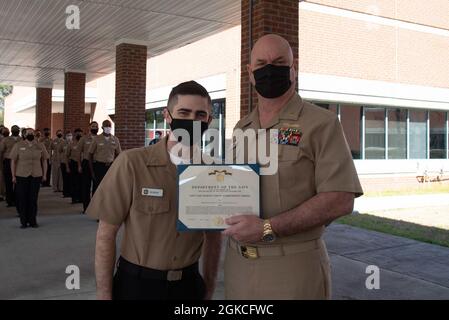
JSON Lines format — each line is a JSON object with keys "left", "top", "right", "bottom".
{"left": 177, "top": 164, "right": 260, "bottom": 231}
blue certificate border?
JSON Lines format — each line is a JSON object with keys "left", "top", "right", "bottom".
{"left": 176, "top": 163, "right": 261, "bottom": 232}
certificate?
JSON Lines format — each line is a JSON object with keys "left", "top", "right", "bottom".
{"left": 177, "top": 164, "right": 260, "bottom": 231}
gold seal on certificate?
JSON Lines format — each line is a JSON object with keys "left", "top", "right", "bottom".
{"left": 177, "top": 164, "right": 260, "bottom": 231}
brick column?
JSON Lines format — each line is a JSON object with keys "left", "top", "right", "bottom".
{"left": 35, "top": 87, "right": 52, "bottom": 130}
{"left": 115, "top": 43, "right": 147, "bottom": 150}
{"left": 63, "top": 72, "right": 86, "bottom": 133}
{"left": 241, "top": 0, "right": 299, "bottom": 118}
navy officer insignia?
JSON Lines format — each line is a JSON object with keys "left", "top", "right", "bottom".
{"left": 277, "top": 127, "right": 302, "bottom": 146}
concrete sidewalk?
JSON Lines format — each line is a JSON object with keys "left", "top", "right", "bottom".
{"left": 1, "top": 188, "right": 449, "bottom": 300}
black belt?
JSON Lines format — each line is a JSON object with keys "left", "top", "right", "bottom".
{"left": 94, "top": 161, "right": 112, "bottom": 167}
{"left": 117, "top": 257, "right": 199, "bottom": 281}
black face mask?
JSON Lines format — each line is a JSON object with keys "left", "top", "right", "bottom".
{"left": 253, "top": 64, "right": 292, "bottom": 99}
{"left": 26, "top": 135, "right": 35, "bottom": 141}
{"left": 76, "top": 135, "right": 81, "bottom": 141}
{"left": 3, "top": 132, "right": 9, "bottom": 137}
{"left": 44, "top": 132, "right": 50, "bottom": 137}
{"left": 91, "top": 129, "right": 98, "bottom": 135}
{"left": 12, "top": 130, "right": 20, "bottom": 136}
{"left": 167, "top": 110, "right": 208, "bottom": 146}
{"left": 57, "top": 134, "right": 63, "bottom": 138}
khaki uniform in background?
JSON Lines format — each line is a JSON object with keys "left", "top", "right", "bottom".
{"left": 51, "top": 137, "right": 64, "bottom": 192}
{"left": 88, "top": 134, "right": 121, "bottom": 195}
{"left": 0, "top": 135, "right": 21, "bottom": 206}
{"left": 78, "top": 134, "right": 96, "bottom": 211}
{"left": 39, "top": 136, "right": 52, "bottom": 186}
{"left": 225, "top": 93, "right": 363, "bottom": 299}
{"left": 58, "top": 139, "right": 70, "bottom": 198}
{"left": 67, "top": 140, "right": 82, "bottom": 203}
{"left": 86, "top": 137, "right": 207, "bottom": 299}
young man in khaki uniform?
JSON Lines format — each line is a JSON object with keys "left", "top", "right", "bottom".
{"left": 10, "top": 128, "right": 49, "bottom": 228}
{"left": 59, "top": 131, "right": 72, "bottom": 199}
{"left": 51, "top": 130, "right": 64, "bottom": 192}
{"left": 67, "top": 128, "right": 83, "bottom": 204}
{"left": 88, "top": 120, "right": 121, "bottom": 196}
{"left": 39, "top": 128, "right": 52, "bottom": 187}
{"left": 87, "top": 81, "right": 221, "bottom": 300}
{"left": 0, "top": 125, "right": 21, "bottom": 207}
{"left": 78, "top": 121, "right": 98, "bottom": 213}
{"left": 222, "top": 35, "right": 363, "bottom": 300}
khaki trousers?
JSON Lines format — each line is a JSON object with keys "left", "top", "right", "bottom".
{"left": 224, "top": 238, "right": 331, "bottom": 300}
{"left": 51, "top": 161, "right": 63, "bottom": 191}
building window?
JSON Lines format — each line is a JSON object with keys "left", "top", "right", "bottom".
{"left": 364, "top": 107, "right": 385, "bottom": 159}
{"left": 203, "top": 99, "right": 226, "bottom": 159}
{"left": 340, "top": 104, "right": 361, "bottom": 159}
{"left": 388, "top": 109, "right": 407, "bottom": 159}
{"left": 409, "top": 110, "right": 427, "bottom": 159}
{"left": 429, "top": 111, "right": 447, "bottom": 159}
{"left": 145, "top": 107, "right": 168, "bottom": 145}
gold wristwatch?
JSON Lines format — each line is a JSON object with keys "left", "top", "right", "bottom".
{"left": 262, "top": 219, "right": 276, "bottom": 243}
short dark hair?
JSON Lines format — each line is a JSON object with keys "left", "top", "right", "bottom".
{"left": 167, "top": 81, "right": 211, "bottom": 111}
{"left": 74, "top": 128, "right": 83, "bottom": 133}
{"left": 43, "top": 128, "right": 50, "bottom": 131}
{"left": 90, "top": 121, "right": 98, "bottom": 126}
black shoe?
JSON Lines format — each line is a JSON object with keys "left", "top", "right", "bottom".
{"left": 30, "top": 224, "right": 39, "bottom": 228}
{"left": 7, "top": 204, "right": 15, "bottom": 208}
{"left": 0, "top": 197, "right": 4, "bottom": 201}
{"left": 20, "top": 225, "right": 27, "bottom": 229}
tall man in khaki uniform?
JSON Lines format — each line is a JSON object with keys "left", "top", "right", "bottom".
{"left": 51, "top": 130, "right": 64, "bottom": 192}
{"left": 78, "top": 121, "right": 98, "bottom": 213}
{"left": 223, "top": 35, "right": 363, "bottom": 300}
{"left": 87, "top": 81, "right": 221, "bottom": 300}
{"left": 39, "top": 128, "right": 52, "bottom": 187}
{"left": 59, "top": 131, "right": 72, "bottom": 199}
{"left": 88, "top": 120, "right": 121, "bottom": 196}
{"left": 67, "top": 128, "right": 83, "bottom": 204}
{"left": 0, "top": 125, "right": 21, "bottom": 207}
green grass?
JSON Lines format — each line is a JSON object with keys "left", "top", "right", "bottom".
{"left": 364, "top": 183, "right": 449, "bottom": 197}
{"left": 336, "top": 213, "right": 449, "bottom": 248}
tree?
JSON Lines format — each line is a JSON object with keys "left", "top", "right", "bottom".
{"left": 0, "top": 84, "right": 13, "bottom": 125}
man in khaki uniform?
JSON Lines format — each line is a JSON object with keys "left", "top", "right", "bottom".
{"left": 78, "top": 121, "right": 99, "bottom": 213}
{"left": 87, "top": 81, "right": 221, "bottom": 300}
{"left": 39, "top": 128, "right": 52, "bottom": 187}
{"left": 223, "top": 35, "right": 363, "bottom": 300}
{"left": 51, "top": 130, "right": 64, "bottom": 192}
{"left": 0, "top": 125, "right": 21, "bottom": 207}
{"left": 59, "top": 131, "right": 72, "bottom": 199}
{"left": 67, "top": 128, "right": 83, "bottom": 204}
{"left": 10, "top": 128, "right": 49, "bottom": 228}
{"left": 88, "top": 120, "right": 121, "bottom": 195}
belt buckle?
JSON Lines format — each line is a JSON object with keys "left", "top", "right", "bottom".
{"left": 167, "top": 270, "right": 183, "bottom": 281}
{"left": 240, "top": 245, "right": 259, "bottom": 259}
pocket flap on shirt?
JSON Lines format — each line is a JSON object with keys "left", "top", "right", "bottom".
{"left": 135, "top": 199, "right": 170, "bottom": 214}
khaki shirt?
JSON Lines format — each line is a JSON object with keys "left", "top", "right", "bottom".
{"left": 0, "top": 136, "right": 21, "bottom": 159}
{"left": 67, "top": 140, "right": 82, "bottom": 162}
{"left": 233, "top": 93, "right": 363, "bottom": 244}
{"left": 39, "top": 137, "right": 52, "bottom": 155}
{"left": 88, "top": 134, "right": 121, "bottom": 163}
{"left": 57, "top": 140, "right": 69, "bottom": 165}
{"left": 78, "top": 134, "right": 96, "bottom": 161}
{"left": 10, "top": 140, "right": 49, "bottom": 178}
{"left": 51, "top": 138, "right": 64, "bottom": 163}
{"left": 86, "top": 137, "right": 204, "bottom": 270}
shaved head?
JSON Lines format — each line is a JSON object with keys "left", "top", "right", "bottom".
{"left": 250, "top": 34, "right": 294, "bottom": 69}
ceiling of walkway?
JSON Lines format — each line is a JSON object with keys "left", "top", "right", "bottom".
{"left": 0, "top": 0, "right": 241, "bottom": 88}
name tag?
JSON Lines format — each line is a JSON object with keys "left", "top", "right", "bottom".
{"left": 86, "top": 142, "right": 91, "bottom": 145}
{"left": 99, "top": 143, "right": 104, "bottom": 146}
{"left": 142, "top": 188, "right": 163, "bottom": 197}
{"left": 20, "top": 147, "right": 26, "bottom": 151}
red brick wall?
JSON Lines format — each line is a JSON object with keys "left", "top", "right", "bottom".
{"left": 241, "top": 0, "right": 299, "bottom": 118}
{"left": 64, "top": 72, "right": 87, "bottom": 133}
{"left": 35, "top": 87, "right": 52, "bottom": 131}
{"left": 115, "top": 43, "right": 147, "bottom": 150}
{"left": 51, "top": 113, "right": 64, "bottom": 138}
